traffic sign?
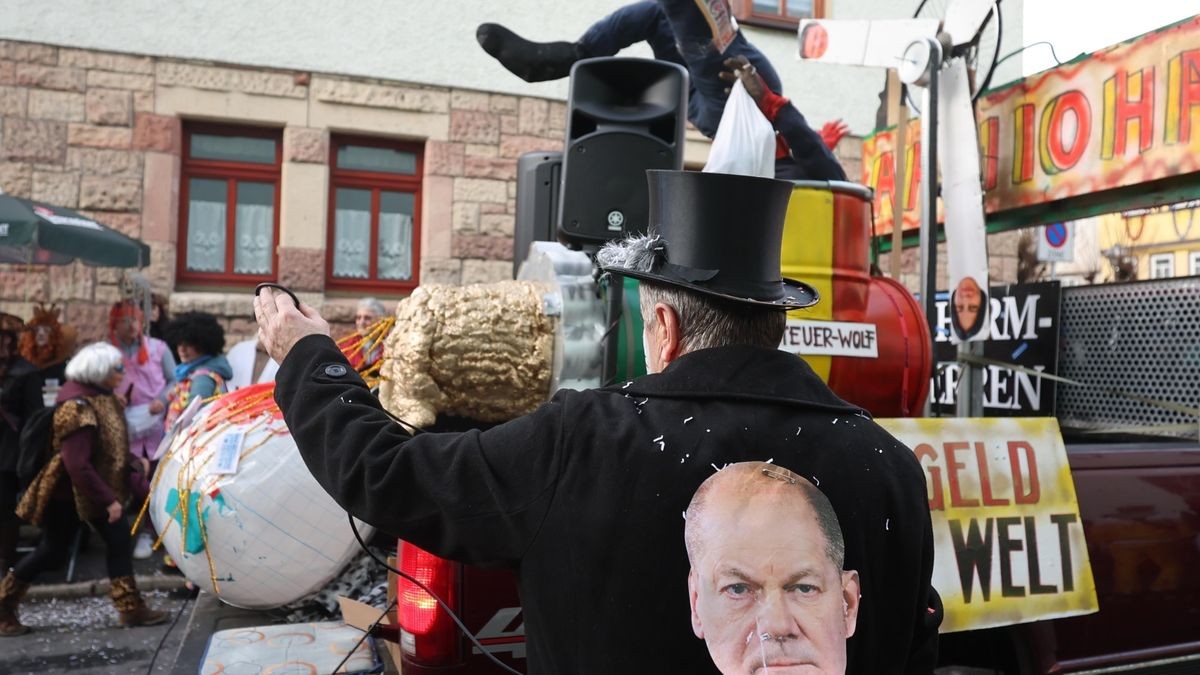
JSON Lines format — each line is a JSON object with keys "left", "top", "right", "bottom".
{"left": 1037, "top": 222, "right": 1074, "bottom": 262}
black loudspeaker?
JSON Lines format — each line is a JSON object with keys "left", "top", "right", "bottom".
{"left": 557, "top": 57, "right": 687, "bottom": 250}
{"left": 513, "top": 151, "right": 563, "bottom": 278}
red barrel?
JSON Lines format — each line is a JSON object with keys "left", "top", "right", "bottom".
{"left": 781, "top": 181, "right": 931, "bottom": 416}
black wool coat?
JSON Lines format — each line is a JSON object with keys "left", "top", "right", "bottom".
{"left": 276, "top": 336, "right": 941, "bottom": 675}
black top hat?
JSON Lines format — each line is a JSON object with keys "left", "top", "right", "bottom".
{"left": 600, "top": 170, "right": 818, "bottom": 310}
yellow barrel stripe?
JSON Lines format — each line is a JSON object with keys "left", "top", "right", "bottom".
{"left": 780, "top": 186, "right": 835, "bottom": 381}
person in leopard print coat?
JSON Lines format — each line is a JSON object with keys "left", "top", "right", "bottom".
{"left": 0, "top": 343, "right": 166, "bottom": 637}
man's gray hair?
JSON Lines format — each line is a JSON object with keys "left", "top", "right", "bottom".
{"left": 599, "top": 235, "right": 786, "bottom": 352}
{"left": 357, "top": 297, "right": 386, "bottom": 316}
{"left": 685, "top": 462, "right": 846, "bottom": 571}
{"left": 66, "top": 342, "right": 124, "bottom": 387}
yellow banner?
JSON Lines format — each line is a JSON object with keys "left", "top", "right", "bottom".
{"left": 878, "top": 417, "right": 1098, "bottom": 633}
{"left": 864, "top": 15, "right": 1200, "bottom": 235}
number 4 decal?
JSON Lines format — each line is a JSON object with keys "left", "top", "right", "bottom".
{"left": 473, "top": 607, "right": 526, "bottom": 659}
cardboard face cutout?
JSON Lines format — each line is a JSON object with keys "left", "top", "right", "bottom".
{"left": 684, "top": 462, "right": 859, "bottom": 675}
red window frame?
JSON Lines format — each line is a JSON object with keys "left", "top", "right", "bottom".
{"left": 733, "top": 0, "right": 825, "bottom": 30}
{"left": 176, "top": 123, "right": 282, "bottom": 287}
{"left": 325, "top": 135, "right": 424, "bottom": 293}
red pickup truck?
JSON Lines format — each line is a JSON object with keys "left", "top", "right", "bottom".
{"left": 391, "top": 277, "right": 1200, "bottom": 674}
{"left": 393, "top": 432, "right": 1200, "bottom": 674}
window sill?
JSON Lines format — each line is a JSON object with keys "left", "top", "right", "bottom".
{"left": 325, "top": 278, "right": 420, "bottom": 295}
{"left": 174, "top": 275, "right": 277, "bottom": 292}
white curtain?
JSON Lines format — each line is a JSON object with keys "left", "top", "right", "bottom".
{"left": 378, "top": 212, "right": 413, "bottom": 280}
{"left": 186, "top": 197, "right": 226, "bottom": 273}
{"left": 234, "top": 200, "right": 274, "bottom": 275}
{"left": 334, "top": 207, "right": 371, "bottom": 279}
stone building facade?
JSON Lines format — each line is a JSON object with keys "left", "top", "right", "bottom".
{"left": 0, "top": 39, "right": 581, "bottom": 343}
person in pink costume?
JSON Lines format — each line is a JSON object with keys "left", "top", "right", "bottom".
{"left": 107, "top": 301, "right": 175, "bottom": 560}
{"left": 108, "top": 302, "right": 176, "bottom": 462}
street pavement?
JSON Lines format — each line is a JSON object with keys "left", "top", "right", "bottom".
{"left": 1, "top": 526, "right": 193, "bottom": 675}
{"left": 2, "top": 526, "right": 394, "bottom": 673}
{"left": 0, "top": 589, "right": 193, "bottom": 675}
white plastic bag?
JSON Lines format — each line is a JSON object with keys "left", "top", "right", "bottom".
{"left": 702, "top": 79, "right": 776, "bottom": 178}
{"left": 125, "top": 403, "right": 163, "bottom": 440}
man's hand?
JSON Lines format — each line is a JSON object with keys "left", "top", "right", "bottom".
{"left": 148, "top": 399, "right": 164, "bottom": 415}
{"left": 718, "top": 55, "right": 767, "bottom": 104}
{"left": 106, "top": 500, "right": 123, "bottom": 524}
{"left": 254, "top": 287, "right": 331, "bottom": 364}
{"left": 819, "top": 119, "right": 851, "bottom": 150}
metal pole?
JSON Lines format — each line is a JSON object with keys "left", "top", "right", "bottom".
{"left": 601, "top": 275, "right": 624, "bottom": 386}
{"left": 888, "top": 71, "right": 910, "bottom": 280}
{"left": 956, "top": 340, "right": 984, "bottom": 417}
{"left": 918, "top": 38, "right": 943, "bottom": 416}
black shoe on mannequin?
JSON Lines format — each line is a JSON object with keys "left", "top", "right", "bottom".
{"left": 476, "top": 23, "right": 588, "bottom": 83}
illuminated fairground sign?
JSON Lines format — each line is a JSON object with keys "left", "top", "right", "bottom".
{"left": 863, "top": 14, "right": 1200, "bottom": 235}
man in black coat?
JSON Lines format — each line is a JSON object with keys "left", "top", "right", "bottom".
{"left": 257, "top": 170, "right": 940, "bottom": 674}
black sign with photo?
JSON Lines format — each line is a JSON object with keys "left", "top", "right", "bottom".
{"left": 930, "top": 281, "right": 1062, "bottom": 416}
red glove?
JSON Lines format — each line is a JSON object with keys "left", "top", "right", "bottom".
{"left": 819, "top": 120, "right": 850, "bottom": 150}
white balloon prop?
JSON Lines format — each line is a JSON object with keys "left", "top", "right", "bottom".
{"left": 144, "top": 383, "right": 373, "bottom": 609}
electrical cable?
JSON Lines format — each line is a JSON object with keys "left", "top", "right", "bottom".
{"left": 995, "top": 40, "right": 1063, "bottom": 70}
{"left": 347, "top": 514, "right": 524, "bottom": 675}
{"left": 331, "top": 597, "right": 397, "bottom": 675}
{"left": 144, "top": 592, "right": 193, "bottom": 675}
{"left": 344, "top": 404, "right": 524, "bottom": 675}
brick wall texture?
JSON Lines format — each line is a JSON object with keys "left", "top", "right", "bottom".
{"left": 0, "top": 40, "right": 568, "bottom": 344}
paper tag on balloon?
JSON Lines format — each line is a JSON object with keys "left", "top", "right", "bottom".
{"left": 212, "top": 432, "right": 244, "bottom": 475}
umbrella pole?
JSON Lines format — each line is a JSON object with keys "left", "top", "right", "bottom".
{"left": 23, "top": 247, "right": 32, "bottom": 306}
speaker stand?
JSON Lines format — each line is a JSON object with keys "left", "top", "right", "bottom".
{"left": 600, "top": 272, "right": 624, "bottom": 387}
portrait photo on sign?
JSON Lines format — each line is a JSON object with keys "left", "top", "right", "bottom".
{"left": 950, "top": 275, "right": 989, "bottom": 342}
{"left": 684, "top": 461, "right": 859, "bottom": 675}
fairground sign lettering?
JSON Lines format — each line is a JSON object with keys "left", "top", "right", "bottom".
{"left": 879, "top": 417, "right": 1098, "bottom": 633}
{"left": 864, "top": 15, "right": 1200, "bottom": 235}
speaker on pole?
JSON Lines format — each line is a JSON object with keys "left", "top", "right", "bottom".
{"left": 557, "top": 57, "right": 687, "bottom": 250}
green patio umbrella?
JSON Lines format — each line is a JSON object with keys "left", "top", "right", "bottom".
{"left": 0, "top": 194, "right": 150, "bottom": 268}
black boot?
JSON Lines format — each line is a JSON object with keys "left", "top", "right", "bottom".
{"left": 0, "top": 518, "right": 18, "bottom": 575}
{"left": 476, "top": 23, "right": 586, "bottom": 83}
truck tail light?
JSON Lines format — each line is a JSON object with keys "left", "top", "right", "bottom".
{"left": 397, "top": 540, "right": 460, "bottom": 665}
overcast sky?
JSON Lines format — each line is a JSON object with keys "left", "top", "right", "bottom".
{"left": 1023, "top": 1, "right": 1198, "bottom": 74}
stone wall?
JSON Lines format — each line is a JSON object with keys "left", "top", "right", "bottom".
{"left": 0, "top": 42, "right": 163, "bottom": 339}
{"left": 0, "top": 40, "right": 570, "bottom": 345}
